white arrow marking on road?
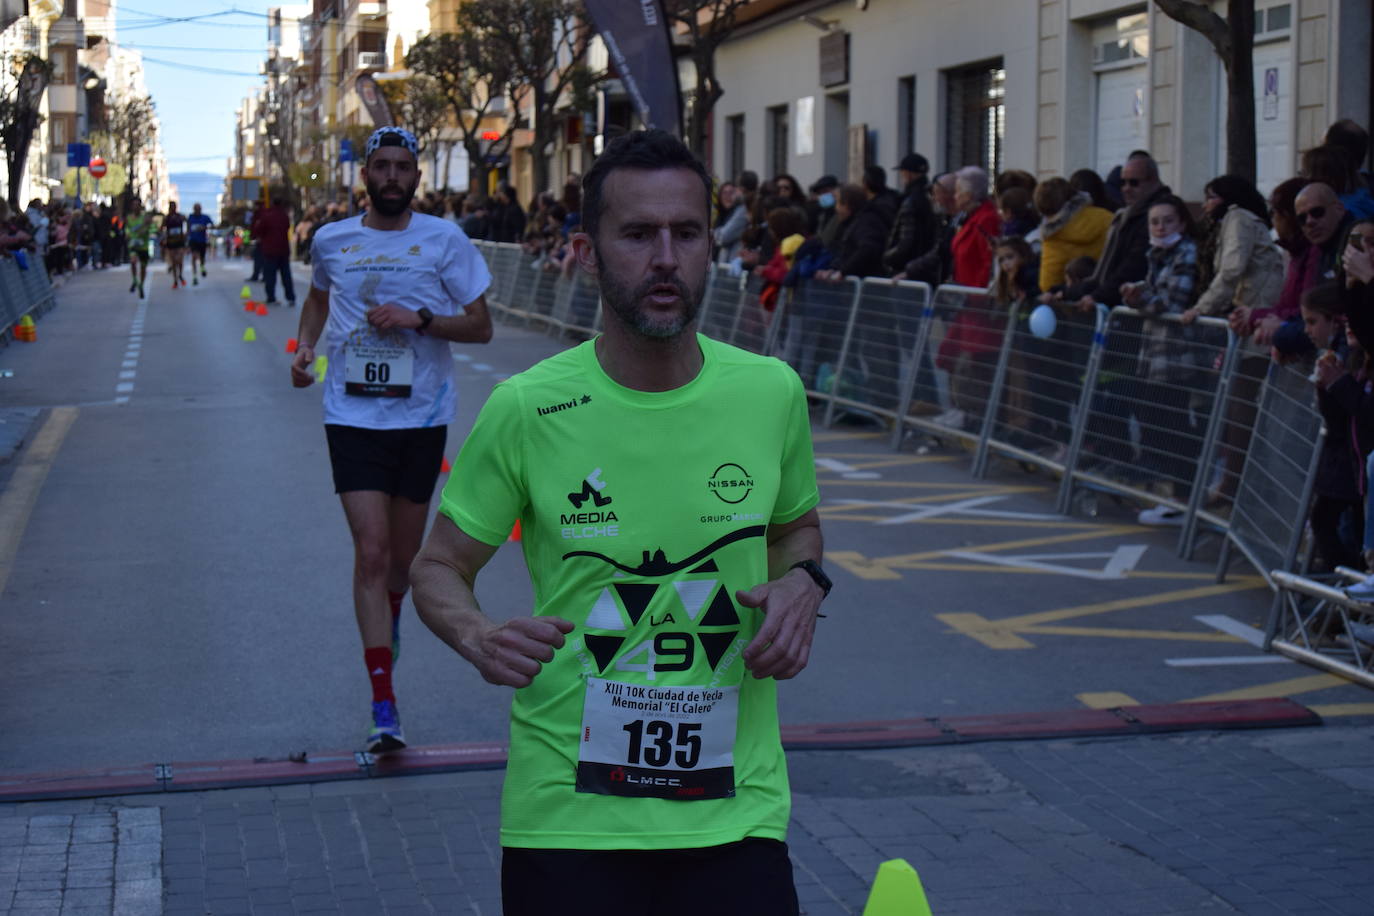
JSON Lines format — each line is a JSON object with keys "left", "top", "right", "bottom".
{"left": 942, "top": 544, "right": 1147, "bottom": 580}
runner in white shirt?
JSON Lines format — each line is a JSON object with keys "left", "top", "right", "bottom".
{"left": 290, "top": 126, "right": 493, "bottom": 752}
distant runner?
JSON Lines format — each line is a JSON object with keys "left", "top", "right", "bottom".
{"left": 125, "top": 198, "right": 153, "bottom": 299}
{"left": 161, "top": 201, "right": 188, "bottom": 289}
{"left": 187, "top": 203, "right": 213, "bottom": 284}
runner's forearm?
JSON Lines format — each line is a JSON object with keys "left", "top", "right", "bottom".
{"left": 410, "top": 518, "right": 501, "bottom": 666}
{"left": 765, "top": 509, "right": 824, "bottom": 582}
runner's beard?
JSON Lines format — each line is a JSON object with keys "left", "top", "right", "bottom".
{"left": 366, "top": 176, "right": 418, "bottom": 217}
{"left": 596, "top": 250, "right": 705, "bottom": 340}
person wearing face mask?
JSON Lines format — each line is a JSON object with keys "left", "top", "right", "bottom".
{"left": 1119, "top": 195, "right": 1205, "bottom": 525}
{"left": 883, "top": 153, "right": 936, "bottom": 276}
{"left": 808, "top": 175, "right": 841, "bottom": 250}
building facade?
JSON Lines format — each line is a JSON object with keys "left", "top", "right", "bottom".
{"left": 712, "top": 0, "right": 1372, "bottom": 198}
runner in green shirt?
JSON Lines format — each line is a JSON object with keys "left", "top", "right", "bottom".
{"left": 412, "top": 130, "right": 829, "bottom": 916}
{"left": 124, "top": 198, "right": 153, "bottom": 299}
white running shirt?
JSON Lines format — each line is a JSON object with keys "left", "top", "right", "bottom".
{"left": 309, "top": 213, "right": 491, "bottom": 429}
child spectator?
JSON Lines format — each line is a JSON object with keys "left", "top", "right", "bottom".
{"left": 1304, "top": 283, "right": 1367, "bottom": 571}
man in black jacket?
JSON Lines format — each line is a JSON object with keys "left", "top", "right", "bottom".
{"left": 883, "top": 153, "right": 936, "bottom": 276}
{"left": 1074, "top": 153, "right": 1170, "bottom": 310}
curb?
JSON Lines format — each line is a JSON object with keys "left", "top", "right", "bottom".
{"left": 0, "top": 698, "right": 1319, "bottom": 803}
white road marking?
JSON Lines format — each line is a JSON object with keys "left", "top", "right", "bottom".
{"left": 471, "top": 363, "right": 492, "bottom": 372}
{"left": 943, "top": 544, "right": 1148, "bottom": 581}
{"left": 122, "top": 360, "right": 136, "bottom": 368}
{"left": 118, "top": 371, "right": 135, "bottom": 380}
{"left": 1164, "top": 655, "right": 1291, "bottom": 667}
{"left": 830, "top": 495, "right": 1062, "bottom": 524}
{"left": 116, "top": 382, "right": 134, "bottom": 393}
{"left": 1195, "top": 614, "right": 1267, "bottom": 648}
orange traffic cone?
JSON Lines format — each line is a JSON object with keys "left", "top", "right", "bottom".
{"left": 440, "top": 457, "right": 452, "bottom": 473}
{"left": 508, "top": 519, "right": 522, "bottom": 542}
{"left": 256, "top": 304, "right": 269, "bottom": 316}
{"left": 286, "top": 338, "right": 298, "bottom": 353}
{"left": 243, "top": 301, "right": 254, "bottom": 312}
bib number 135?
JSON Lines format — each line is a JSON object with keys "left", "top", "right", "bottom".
{"left": 623, "top": 720, "right": 700, "bottom": 769}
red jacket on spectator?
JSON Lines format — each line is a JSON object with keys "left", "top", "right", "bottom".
{"left": 252, "top": 204, "right": 291, "bottom": 259}
{"left": 950, "top": 198, "right": 1000, "bottom": 288}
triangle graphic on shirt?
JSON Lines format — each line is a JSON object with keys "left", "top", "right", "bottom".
{"left": 698, "top": 631, "right": 740, "bottom": 671}
{"left": 583, "top": 634, "right": 626, "bottom": 674}
{"left": 698, "top": 586, "right": 741, "bottom": 627}
{"left": 613, "top": 582, "right": 658, "bottom": 625}
{"left": 689, "top": 559, "right": 719, "bottom": 574}
{"left": 584, "top": 588, "right": 624, "bottom": 630}
{"left": 674, "top": 579, "right": 717, "bottom": 622}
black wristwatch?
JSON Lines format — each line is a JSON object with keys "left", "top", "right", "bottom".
{"left": 416, "top": 307, "right": 434, "bottom": 334}
{"left": 789, "top": 559, "right": 832, "bottom": 599}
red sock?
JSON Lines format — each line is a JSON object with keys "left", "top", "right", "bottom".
{"left": 364, "top": 647, "right": 394, "bottom": 703}
{"left": 388, "top": 590, "right": 405, "bottom": 627}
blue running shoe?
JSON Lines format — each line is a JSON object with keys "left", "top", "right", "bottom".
{"left": 367, "top": 699, "right": 406, "bottom": 753}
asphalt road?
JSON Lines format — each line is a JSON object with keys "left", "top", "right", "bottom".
{"left": 1, "top": 259, "right": 1370, "bottom": 775}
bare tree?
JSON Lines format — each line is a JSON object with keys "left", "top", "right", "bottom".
{"left": 662, "top": 0, "right": 750, "bottom": 163}
{"left": 458, "top": 0, "right": 590, "bottom": 196}
{"left": 1, "top": 51, "right": 52, "bottom": 210}
{"left": 406, "top": 30, "right": 514, "bottom": 193}
{"left": 103, "top": 93, "right": 157, "bottom": 209}
{"left": 1154, "top": 0, "right": 1256, "bottom": 183}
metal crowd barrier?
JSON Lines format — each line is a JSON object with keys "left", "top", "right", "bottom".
{"left": 0, "top": 255, "right": 56, "bottom": 343}
{"left": 1269, "top": 570, "right": 1374, "bottom": 688}
{"left": 474, "top": 244, "right": 1328, "bottom": 595}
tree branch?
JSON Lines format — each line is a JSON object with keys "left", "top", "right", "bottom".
{"left": 1153, "top": 0, "right": 1232, "bottom": 58}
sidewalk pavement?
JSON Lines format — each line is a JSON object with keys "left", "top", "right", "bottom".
{"left": 2, "top": 717, "right": 1372, "bottom": 916}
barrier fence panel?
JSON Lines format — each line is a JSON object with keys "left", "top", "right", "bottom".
{"left": 1268, "top": 570, "right": 1374, "bottom": 687}
{"left": 0, "top": 256, "right": 53, "bottom": 341}
{"left": 1058, "top": 307, "right": 1234, "bottom": 523}
{"left": 890, "top": 284, "right": 1002, "bottom": 446}
{"left": 503, "top": 251, "right": 541, "bottom": 324}
{"left": 698, "top": 266, "right": 747, "bottom": 343}
{"left": 978, "top": 303, "right": 1102, "bottom": 476}
{"left": 771, "top": 277, "right": 860, "bottom": 411}
{"left": 1, "top": 259, "right": 25, "bottom": 326}
{"left": 1216, "top": 362, "right": 1326, "bottom": 588}
{"left": 820, "top": 279, "right": 926, "bottom": 426}
{"left": 729, "top": 274, "right": 779, "bottom": 354}
{"left": 523, "top": 264, "right": 561, "bottom": 330}
{"left": 561, "top": 269, "right": 601, "bottom": 339}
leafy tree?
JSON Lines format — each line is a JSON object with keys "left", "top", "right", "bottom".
{"left": 406, "top": 29, "right": 513, "bottom": 193}
{"left": 457, "top": 0, "right": 589, "bottom": 196}
{"left": 1, "top": 52, "right": 52, "bottom": 210}
{"left": 1154, "top": 0, "right": 1256, "bottom": 183}
{"left": 379, "top": 73, "right": 453, "bottom": 190}
{"left": 662, "top": 0, "right": 750, "bottom": 163}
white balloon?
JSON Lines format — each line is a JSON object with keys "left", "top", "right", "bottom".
{"left": 1029, "top": 304, "right": 1057, "bottom": 339}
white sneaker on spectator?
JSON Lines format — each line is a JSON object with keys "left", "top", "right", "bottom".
{"left": 1137, "top": 505, "right": 1184, "bottom": 526}
{"left": 933, "top": 408, "right": 966, "bottom": 429}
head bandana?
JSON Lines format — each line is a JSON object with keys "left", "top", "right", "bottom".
{"left": 365, "top": 126, "right": 419, "bottom": 162}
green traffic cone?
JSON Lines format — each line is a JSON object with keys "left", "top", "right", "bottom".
{"left": 240, "top": 285, "right": 252, "bottom": 299}
{"left": 243, "top": 326, "right": 256, "bottom": 342}
{"left": 862, "top": 859, "right": 932, "bottom": 916}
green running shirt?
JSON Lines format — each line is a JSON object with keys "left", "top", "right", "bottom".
{"left": 440, "top": 334, "right": 819, "bottom": 850}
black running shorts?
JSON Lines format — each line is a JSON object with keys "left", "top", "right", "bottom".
{"left": 190, "top": 240, "right": 207, "bottom": 256}
{"left": 501, "top": 839, "right": 799, "bottom": 916}
{"left": 324, "top": 424, "right": 447, "bottom": 504}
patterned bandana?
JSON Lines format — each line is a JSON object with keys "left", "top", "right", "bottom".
{"left": 365, "top": 126, "right": 419, "bottom": 162}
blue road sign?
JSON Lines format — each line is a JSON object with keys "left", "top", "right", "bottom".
{"left": 66, "top": 142, "right": 91, "bottom": 168}
{"left": 339, "top": 139, "right": 354, "bottom": 163}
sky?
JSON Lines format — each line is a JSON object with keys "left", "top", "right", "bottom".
{"left": 113, "top": 2, "right": 280, "bottom": 183}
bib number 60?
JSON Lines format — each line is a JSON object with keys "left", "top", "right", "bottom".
{"left": 623, "top": 719, "right": 701, "bottom": 769}
{"left": 364, "top": 362, "right": 391, "bottom": 383}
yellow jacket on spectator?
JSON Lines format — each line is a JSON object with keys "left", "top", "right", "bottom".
{"left": 1038, "top": 194, "right": 1113, "bottom": 292}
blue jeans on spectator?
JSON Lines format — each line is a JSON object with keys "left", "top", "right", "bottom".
{"left": 261, "top": 255, "right": 295, "bottom": 304}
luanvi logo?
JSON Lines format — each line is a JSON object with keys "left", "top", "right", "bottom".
{"left": 537, "top": 393, "right": 592, "bottom": 416}
{"left": 707, "top": 463, "right": 754, "bottom": 504}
